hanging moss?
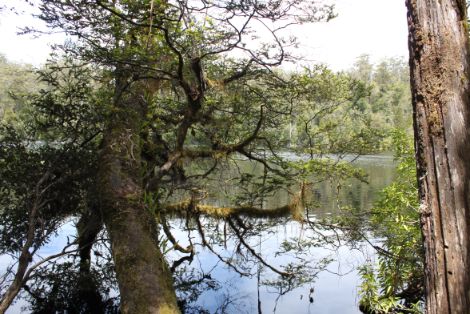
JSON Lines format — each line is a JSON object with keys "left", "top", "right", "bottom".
{"left": 162, "top": 194, "right": 305, "bottom": 221}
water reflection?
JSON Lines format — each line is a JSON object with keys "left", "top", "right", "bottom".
{"left": 162, "top": 155, "right": 396, "bottom": 313}
{"left": 5, "top": 155, "right": 395, "bottom": 314}
{"left": 167, "top": 220, "right": 373, "bottom": 314}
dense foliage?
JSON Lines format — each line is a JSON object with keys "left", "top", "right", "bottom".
{"left": 0, "top": 55, "right": 41, "bottom": 124}
{"left": 358, "top": 131, "right": 423, "bottom": 313}
{"left": 0, "top": 1, "right": 418, "bottom": 310}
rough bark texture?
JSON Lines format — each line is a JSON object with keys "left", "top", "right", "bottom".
{"left": 406, "top": 0, "right": 470, "bottom": 313}
{"left": 97, "top": 78, "right": 180, "bottom": 314}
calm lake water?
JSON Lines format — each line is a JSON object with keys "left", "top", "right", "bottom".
{"left": 4, "top": 155, "right": 396, "bottom": 314}
{"left": 168, "top": 154, "right": 396, "bottom": 314}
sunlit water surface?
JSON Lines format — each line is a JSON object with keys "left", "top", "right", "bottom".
{"left": 4, "top": 155, "right": 395, "bottom": 314}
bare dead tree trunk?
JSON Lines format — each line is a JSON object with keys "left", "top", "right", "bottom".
{"left": 406, "top": 0, "right": 470, "bottom": 312}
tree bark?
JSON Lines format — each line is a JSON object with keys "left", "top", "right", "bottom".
{"left": 406, "top": 0, "right": 470, "bottom": 313}
{"left": 97, "top": 78, "right": 180, "bottom": 314}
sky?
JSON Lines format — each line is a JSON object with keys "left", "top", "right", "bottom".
{"left": 290, "top": 0, "right": 409, "bottom": 70}
{"left": 0, "top": 0, "right": 409, "bottom": 71}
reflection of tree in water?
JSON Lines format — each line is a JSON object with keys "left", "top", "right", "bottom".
{"left": 24, "top": 263, "right": 118, "bottom": 314}
{"left": 10, "top": 223, "right": 117, "bottom": 314}
{"left": 164, "top": 210, "right": 334, "bottom": 313}
{"left": 0, "top": 152, "right": 393, "bottom": 313}
{"left": 16, "top": 209, "right": 336, "bottom": 314}
{"left": 0, "top": 106, "right": 391, "bottom": 313}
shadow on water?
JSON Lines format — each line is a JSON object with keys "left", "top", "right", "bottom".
{"left": 5, "top": 155, "right": 395, "bottom": 314}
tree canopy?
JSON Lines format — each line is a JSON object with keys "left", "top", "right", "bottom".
{"left": 0, "top": 1, "right": 421, "bottom": 313}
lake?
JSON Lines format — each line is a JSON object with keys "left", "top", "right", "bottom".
{"left": 4, "top": 154, "right": 396, "bottom": 314}
{"left": 166, "top": 154, "right": 396, "bottom": 314}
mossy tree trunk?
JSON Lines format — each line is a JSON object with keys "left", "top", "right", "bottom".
{"left": 97, "top": 75, "right": 180, "bottom": 314}
{"left": 406, "top": 0, "right": 470, "bottom": 312}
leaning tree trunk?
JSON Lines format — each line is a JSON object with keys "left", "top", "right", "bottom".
{"left": 97, "top": 78, "right": 180, "bottom": 313}
{"left": 406, "top": 0, "right": 470, "bottom": 313}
